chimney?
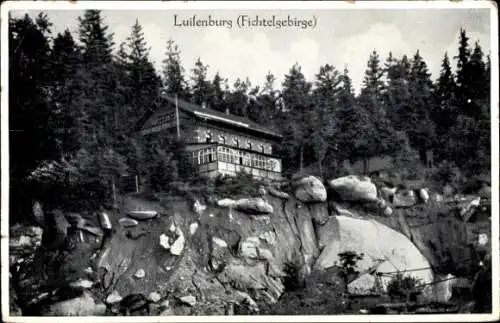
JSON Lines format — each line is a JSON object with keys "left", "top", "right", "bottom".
{"left": 225, "top": 107, "right": 230, "bottom": 115}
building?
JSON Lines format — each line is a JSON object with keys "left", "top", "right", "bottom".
{"left": 137, "top": 95, "right": 283, "bottom": 180}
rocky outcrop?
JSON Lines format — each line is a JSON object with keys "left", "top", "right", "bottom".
{"left": 9, "top": 175, "right": 491, "bottom": 316}
{"left": 328, "top": 175, "right": 378, "bottom": 202}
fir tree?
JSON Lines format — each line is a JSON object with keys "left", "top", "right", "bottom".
{"left": 190, "top": 57, "right": 212, "bottom": 106}
{"left": 162, "top": 38, "right": 189, "bottom": 99}
{"left": 311, "top": 64, "right": 340, "bottom": 177}
{"left": 280, "top": 63, "right": 313, "bottom": 172}
{"left": 208, "top": 71, "right": 226, "bottom": 112}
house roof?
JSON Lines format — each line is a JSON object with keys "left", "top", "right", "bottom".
{"left": 139, "top": 95, "right": 282, "bottom": 140}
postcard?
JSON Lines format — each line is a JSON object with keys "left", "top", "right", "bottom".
{"left": 1, "top": 1, "right": 498, "bottom": 322}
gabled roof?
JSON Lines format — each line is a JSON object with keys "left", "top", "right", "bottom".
{"left": 160, "top": 95, "right": 282, "bottom": 140}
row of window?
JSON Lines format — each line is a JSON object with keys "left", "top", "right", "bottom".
{"left": 191, "top": 147, "right": 280, "bottom": 172}
{"left": 202, "top": 131, "right": 269, "bottom": 154}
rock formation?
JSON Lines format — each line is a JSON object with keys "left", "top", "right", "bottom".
{"left": 8, "top": 174, "right": 491, "bottom": 316}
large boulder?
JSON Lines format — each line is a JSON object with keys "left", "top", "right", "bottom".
{"left": 293, "top": 176, "right": 327, "bottom": 203}
{"left": 315, "top": 215, "right": 433, "bottom": 293}
{"left": 328, "top": 175, "right": 378, "bottom": 202}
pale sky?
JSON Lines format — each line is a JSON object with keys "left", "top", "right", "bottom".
{"left": 12, "top": 7, "right": 492, "bottom": 94}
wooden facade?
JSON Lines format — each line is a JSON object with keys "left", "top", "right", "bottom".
{"left": 138, "top": 95, "right": 283, "bottom": 180}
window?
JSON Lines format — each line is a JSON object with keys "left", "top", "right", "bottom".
{"left": 247, "top": 141, "right": 252, "bottom": 150}
{"left": 233, "top": 138, "right": 239, "bottom": 148}
{"left": 218, "top": 135, "right": 226, "bottom": 144}
{"left": 206, "top": 132, "right": 212, "bottom": 143}
{"left": 259, "top": 144, "right": 265, "bottom": 153}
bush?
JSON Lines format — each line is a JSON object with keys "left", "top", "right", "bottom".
{"left": 426, "top": 160, "right": 466, "bottom": 192}
{"left": 195, "top": 172, "right": 262, "bottom": 201}
{"left": 386, "top": 273, "right": 423, "bottom": 301}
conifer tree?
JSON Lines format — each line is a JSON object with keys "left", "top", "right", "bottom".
{"left": 190, "top": 57, "right": 212, "bottom": 106}
{"left": 357, "top": 51, "right": 401, "bottom": 173}
{"left": 121, "top": 19, "right": 162, "bottom": 127}
{"left": 433, "top": 52, "right": 457, "bottom": 160}
{"left": 280, "top": 63, "right": 313, "bottom": 173}
{"left": 249, "top": 72, "right": 280, "bottom": 126}
{"left": 226, "top": 78, "right": 252, "bottom": 117}
{"left": 207, "top": 72, "right": 226, "bottom": 112}
{"left": 162, "top": 38, "right": 189, "bottom": 99}
{"left": 50, "top": 29, "right": 81, "bottom": 158}
{"left": 406, "top": 50, "right": 436, "bottom": 162}
{"left": 312, "top": 64, "right": 341, "bottom": 177}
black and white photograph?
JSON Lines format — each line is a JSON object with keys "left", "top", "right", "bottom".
{"left": 1, "top": 1, "right": 498, "bottom": 321}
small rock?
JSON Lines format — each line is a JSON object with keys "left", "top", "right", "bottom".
{"left": 258, "top": 186, "right": 267, "bottom": 196}
{"left": 178, "top": 295, "right": 196, "bottom": 307}
{"left": 460, "top": 196, "right": 481, "bottom": 216}
{"left": 383, "top": 206, "right": 393, "bottom": 216}
{"left": 159, "top": 308, "right": 175, "bottom": 316}
{"left": 134, "top": 269, "right": 145, "bottom": 279}
{"left": 193, "top": 199, "right": 207, "bottom": 215}
{"left": 69, "top": 279, "right": 94, "bottom": 289}
{"left": 379, "top": 186, "right": 397, "bottom": 201}
{"left": 377, "top": 198, "right": 387, "bottom": 209}
{"left": 170, "top": 232, "right": 185, "bottom": 256}
{"left": 159, "top": 234, "right": 171, "bottom": 250}
{"left": 84, "top": 267, "right": 93, "bottom": 275}
{"left": 189, "top": 222, "right": 199, "bottom": 236}
{"left": 212, "top": 237, "right": 228, "bottom": 248}
{"left": 106, "top": 291, "right": 122, "bottom": 304}
{"left": 119, "top": 217, "right": 139, "bottom": 228}
{"left": 393, "top": 189, "right": 417, "bottom": 207}
{"left": 148, "top": 292, "right": 161, "bottom": 303}
{"left": 239, "top": 237, "right": 260, "bottom": 259}
{"left": 419, "top": 188, "right": 430, "bottom": 203}
{"left": 478, "top": 233, "right": 488, "bottom": 245}
{"left": 165, "top": 266, "right": 172, "bottom": 271}
{"left": 217, "top": 198, "right": 236, "bottom": 208}
{"left": 359, "top": 309, "right": 368, "bottom": 314}
{"left": 169, "top": 223, "right": 176, "bottom": 233}
{"left": 259, "top": 231, "right": 276, "bottom": 245}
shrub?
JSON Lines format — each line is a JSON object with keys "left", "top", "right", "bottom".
{"left": 386, "top": 272, "right": 423, "bottom": 301}
{"left": 426, "top": 160, "right": 466, "bottom": 193}
{"left": 338, "top": 251, "right": 364, "bottom": 292}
